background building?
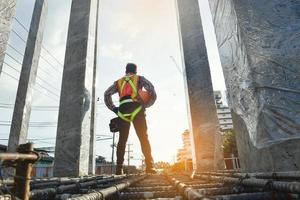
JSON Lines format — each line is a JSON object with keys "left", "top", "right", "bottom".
{"left": 214, "top": 91, "right": 233, "bottom": 131}
{"left": 176, "top": 130, "right": 193, "bottom": 171}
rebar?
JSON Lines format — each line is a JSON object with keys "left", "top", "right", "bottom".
{"left": 65, "top": 175, "right": 146, "bottom": 200}
{"left": 211, "top": 192, "right": 287, "bottom": 200}
{"left": 30, "top": 175, "right": 128, "bottom": 200}
{"left": 167, "top": 176, "right": 206, "bottom": 200}
{"left": 194, "top": 174, "right": 300, "bottom": 194}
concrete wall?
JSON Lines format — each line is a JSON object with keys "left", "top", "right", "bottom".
{"left": 208, "top": 0, "right": 300, "bottom": 172}
{"left": 0, "top": 0, "right": 17, "bottom": 75}
{"left": 176, "top": 0, "right": 224, "bottom": 171}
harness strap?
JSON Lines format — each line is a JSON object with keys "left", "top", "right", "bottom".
{"left": 118, "top": 105, "right": 142, "bottom": 122}
{"left": 119, "top": 99, "right": 134, "bottom": 106}
{"left": 118, "top": 75, "right": 141, "bottom": 122}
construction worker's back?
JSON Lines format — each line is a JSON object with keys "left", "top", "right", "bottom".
{"left": 104, "top": 63, "right": 157, "bottom": 174}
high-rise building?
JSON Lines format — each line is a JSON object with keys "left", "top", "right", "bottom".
{"left": 214, "top": 91, "right": 234, "bottom": 131}
{"left": 176, "top": 130, "right": 192, "bottom": 163}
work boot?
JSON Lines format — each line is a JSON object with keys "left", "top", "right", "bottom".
{"left": 145, "top": 166, "right": 157, "bottom": 174}
{"left": 145, "top": 161, "right": 157, "bottom": 174}
{"left": 116, "top": 164, "right": 123, "bottom": 175}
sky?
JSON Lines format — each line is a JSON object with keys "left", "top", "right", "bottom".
{"left": 0, "top": 0, "right": 226, "bottom": 166}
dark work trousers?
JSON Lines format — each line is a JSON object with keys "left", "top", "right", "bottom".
{"left": 117, "top": 101, "right": 153, "bottom": 167}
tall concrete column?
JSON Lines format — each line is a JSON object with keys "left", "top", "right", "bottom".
{"left": 208, "top": 0, "right": 300, "bottom": 172}
{"left": 176, "top": 0, "right": 224, "bottom": 171}
{"left": 0, "top": 0, "right": 17, "bottom": 75}
{"left": 54, "top": 0, "right": 98, "bottom": 177}
{"left": 8, "top": 0, "right": 48, "bottom": 153}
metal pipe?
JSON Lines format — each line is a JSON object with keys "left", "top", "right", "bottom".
{"left": 168, "top": 176, "right": 207, "bottom": 200}
{"left": 65, "top": 175, "right": 146, "bottom": 200}
{"left": 197, "top": 171, "right": 300, "bottom": 180}
{"left": 194, "top": 174, "right": 300, "bottom": 194}
{"left": 31, "top": 175, "right": 125, "bottom": 189}
{"left": 120, "top": 191, "right": 178, "bottom": 199}
{"left": 12, "top": 143, "right": 39, "bottom": 200}
{"left": 0, "top": 153, "right": 38, "bottom": 162}
{"left": 196, "top": 187, "right": 264, "bottom": 196}
{"left": 124, "top": 186, "right": 175, "bottom": 192}
{"left": 211, "top": 192, "right": 285, "bottom": 200}
{"left": 30, "top": 176, "right": 129, "bottom": 199}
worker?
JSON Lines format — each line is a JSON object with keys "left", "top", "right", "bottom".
{"left": 104, "top": 63, "right": 157, "bottom": 174}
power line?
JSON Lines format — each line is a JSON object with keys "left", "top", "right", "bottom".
{"left": 1, "top": 70, "right": 19, "bottom": 82}
{"left": 11, "top": 29, "right": 27, "bottom": 43}
{"left": 36, "top": 76, "right": 60, "bottom": 92}
{"left": 14, "top": 17, "right": 29, "bottom": 32}
{"left": 1, "top": 70, "right": 59, "bottom": 102}
{"left": 3, "top": 51, "right": 60, "bottom": 95}
{"left": 14, "top": 17, "right": 64, "bottom": 67}
{"left": 0, "top": 124, "right": 57, "bottom": 127}
{"left": 0, "top": 138, "right": 56, "bottom": 141}
{"left": 39, "top": 53, "right": 62, "bottom": 73}
{"left": 0, "top": 103, "right": 58, "bottom": 108}
{"left": 0, "top": 121, "right": 57, "bottom": 124}
{"left": 7, "top": 42, "right": 61, "bottom": 78}
{"left": 2, "top": 62, "right": 60, "bottom": 98}
{"left": 5, "top": 52, "right": 23, "bottom": 66}
{"left": 10, "top": 28, "right": 62, "bottom": 74}
{"left": 7, "top": 43, "right": 24, "bottom": 57}
{"left": 3, "top": 61, "right": 20, "bottom": 73}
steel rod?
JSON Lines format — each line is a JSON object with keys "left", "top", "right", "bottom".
{"left": 65, "top": 175, "right": 146, "bottom": 200}
{"left": 167, "top": 176, "right": 207, "bottom": 200}
{"left": 30, "top": 176, "right": 129, "bottom": 199}
{"left": 194, "top": 174, "right": 300, "bottom": 194}
{"left": 120, "top": 191, "right": 178, "bottom": 199}
{"left": 211, "top": 192, "right": 285, "bottom": 200}
{"left": 0, "top": 153, "right": 38, "bottom": 162}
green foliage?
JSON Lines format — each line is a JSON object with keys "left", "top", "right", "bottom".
{"left": 223, "top": 129, "right": 238, "bottom": 157}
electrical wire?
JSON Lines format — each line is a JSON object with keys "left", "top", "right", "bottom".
{"left": 1, "top": 70, "right": 59, "bottom": 102}
{"left": 6, "top": 43, "right": 60, "bottom": 80}
{"left": 14, "top": 17, "right": 64, "bottom": 67}
{"left": 2, "top": 59, "right": 60, "bottom": 98}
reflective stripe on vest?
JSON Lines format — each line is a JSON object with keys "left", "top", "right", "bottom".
{"left": 117, "top": 75, "right": 142, "bottom": 122}
{"left": 117, "top": 75, "right": 139, "bottom": 100}
{"left": 117, "top": 105, "right": 142, "bottom": 122}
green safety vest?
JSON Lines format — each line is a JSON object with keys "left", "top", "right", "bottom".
{"left": 117, "top": 75, "right": 142, "bottom": 122}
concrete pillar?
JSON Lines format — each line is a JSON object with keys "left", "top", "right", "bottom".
{"left": 54, "top": 0, "right": 98, "bottom": 177}
{"left": 88, "top": 0, "right": 100, "bottom": 175}
{"left": 8, "top": 0, "right": 48, "bottom": 153}
{"left": 0, "top": 0, "right": 17, "bottom": 75}
{"left": 208, "top": 0, "right": 300, "bottom": 172}
{"left": 176, "top": 0, "right": 224, "bottom": 171}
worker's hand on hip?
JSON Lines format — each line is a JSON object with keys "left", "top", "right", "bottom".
{"left": 113, "top": 107, "right": 119, "bottom": 115}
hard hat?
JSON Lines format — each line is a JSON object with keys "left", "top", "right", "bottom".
{"left": 138, "top": 89, "right": 151, "bottom": 104}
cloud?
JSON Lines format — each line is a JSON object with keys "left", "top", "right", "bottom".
{"left": 100, "top": 44, "right": 133, "bottom": 61}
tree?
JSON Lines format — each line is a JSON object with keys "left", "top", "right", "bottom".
{"left": 223, "top": 129, "right": 238, "bottom": 157}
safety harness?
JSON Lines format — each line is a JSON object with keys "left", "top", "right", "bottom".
{"left": 117, "top": 75, "right": 142, "bottom": 122}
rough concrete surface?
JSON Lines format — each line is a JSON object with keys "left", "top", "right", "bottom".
{"left": 208, "top": 0, "right": 300, "bottom": 172}
{"left": 0, "top": 0, "right": 17, "bottom": 74}
{"left": 177, "top": 0, "right": 224, "bottom": 171}
{"left": 54, "top": 0, "right": 98, "bottom": 177}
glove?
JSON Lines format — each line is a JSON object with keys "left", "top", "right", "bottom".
{"left": 112, "top": 107, "right": 119, "bottom": 115}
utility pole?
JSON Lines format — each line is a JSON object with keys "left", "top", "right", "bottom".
{"left": 111, "top": 132, "right": 116, "bottom": 174}
{"left": 126, "top": 143, "right": 133, "bottom": 167}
